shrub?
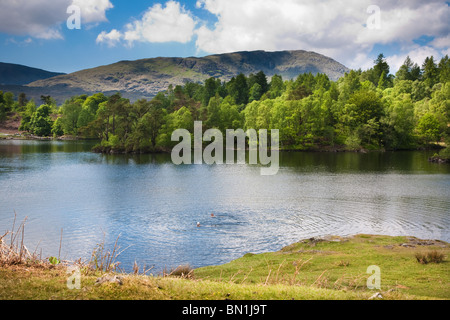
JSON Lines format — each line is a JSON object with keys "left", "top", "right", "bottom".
{"left": 415, "top": 250, "right": 445, "bottom": 264}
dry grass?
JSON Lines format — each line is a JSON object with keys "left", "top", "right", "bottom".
{"left": 163, "top": 264, "right": 194, "bottom": 279}
{"left": 0, "top": 213, "right": 132, "bottom": 276}
{"left": 87, "top": 234, "right": 123, "bottom": 273}
{"left": 132, "top": 260, "right": 154, "bottom": 275}
{"left": 0, "top": 214, "right": 43, "bottom": 267}
{"left": 415, "top": 251, "right": 446, "bottom": 264}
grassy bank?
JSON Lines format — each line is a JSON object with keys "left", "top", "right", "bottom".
{"left": 1, "top": 234, "right": 448, "bottom": 300}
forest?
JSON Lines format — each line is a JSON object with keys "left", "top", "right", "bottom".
{"left": 1, "top": 54, "right": 449, "bottom": 157}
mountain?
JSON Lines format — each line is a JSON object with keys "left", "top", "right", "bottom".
{"left": 6, "top": 50, "right": 349, "bottom": 103}
{"left": 0, "top": 62, "right": 64, "bottom": 85}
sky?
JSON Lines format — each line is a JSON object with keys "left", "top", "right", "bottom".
{"left": 0, "top": 0, "right": 448, "bottom": 74}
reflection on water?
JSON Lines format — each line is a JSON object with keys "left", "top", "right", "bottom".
{"left": 0, "top": 140, "right": 449, "bottom": 272}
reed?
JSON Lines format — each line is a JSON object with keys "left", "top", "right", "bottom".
{"left": 0, "top": 213, "right": 43, "bottom": 267}
{"left": 88, "top": 234, "right": 129, "bottom": 273}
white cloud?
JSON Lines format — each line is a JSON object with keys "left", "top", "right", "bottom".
{"left": 386, "top": 46, "right": 442, "bottom": 73}
{"left": 356, "top": 2, "right": 449, "bottom": 45}
{"left": 0, "top": 0, "right": 113, "bottom": 40}
{"left": 96, "top": 29, "right": 122, "bottom": 47}
{"left": 97, "top": 1, "right": 196, "bottom": 47}
{"left": 72, "top": 0, "right": 113, "bottom": 24}
{"left": 430, "top": 35, "right": 450, "bottom": 49}
{"left": 91, "top": 0, "right": 448, "bottom": 71}
{"left": 194, "top": 0, "right": 450, "bottom": 69}
{"left": 0, "top": 0, "right": 68, "bottom": 39}
{"left": 106, "top": 1, "right": 197, "bottom": 46}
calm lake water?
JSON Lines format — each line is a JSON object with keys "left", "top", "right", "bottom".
{"left": 0, "top": 140, "right": 449, "bottom": 273}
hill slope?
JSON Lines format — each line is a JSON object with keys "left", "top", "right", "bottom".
{"left": 0, "top": 62, "right": 64, "bottom": 85}
{"left": 26, "top": 50, "right": 349, "bottom": 102}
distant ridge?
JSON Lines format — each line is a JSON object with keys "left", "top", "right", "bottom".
{"left": 2, "top": 50, "right": 349, "bottom": 103}
{"left": 0, "top": 62, "right": 64, "bottom": 85}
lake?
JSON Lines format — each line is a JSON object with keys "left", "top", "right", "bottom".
{"left": 0, "top": 139, "right": 449, "bottom": 273}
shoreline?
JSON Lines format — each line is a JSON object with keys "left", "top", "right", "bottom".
{"left": 1, "top": 233, "right": 448, "bottom": 300}
{"left": 1, "top": 132, "right": 446, "bottom": 155}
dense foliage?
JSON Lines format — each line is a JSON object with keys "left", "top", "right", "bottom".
{"left": 3, "top": 54, "right": 450, "bottom": 153}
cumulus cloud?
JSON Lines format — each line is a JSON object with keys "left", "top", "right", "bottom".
{"left": 387, "top": 46, "right": 442, "bottom": 73}
{"left": 72, "top": 0, "right": 113, "bottom": 24}
{"left": 97, "top": 1, "right": 196, "bottom": 47}
{"left": 430, "top": 35, "right": 450, "bottom": 49}
{"left": 0, "top": 0, "right": 113, "bottom": 39}
{"left": 0, "top": 0, "right": 68, "bottom": 39}
{"left": 96, "top": 29, "right": 122, "bottom": 47}
{"left": 124, "top": 1, "right": 196, "bottom": 43}
{"left": 194, "top": 0, "right": 450, "bottom": 69}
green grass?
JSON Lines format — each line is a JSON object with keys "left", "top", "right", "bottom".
{"left": 0, "top": 234, "right": 448, "bottom": 300}
{"left": 0, "top": 266, "right": 405, "bottom": 300}
{"left": 194, "top": 235, "right": 450, "bottom": 300}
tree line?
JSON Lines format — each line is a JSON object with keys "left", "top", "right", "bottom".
{"left": 1, "top": 53, "right": 449, "bottom": 154}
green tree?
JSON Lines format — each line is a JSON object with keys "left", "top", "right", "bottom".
{"left": 61, "top": 101, "right": 82, "bottom": 135}
{"left": 329, "top": 81, "right": 339, "bottom": 101}
{"left": 249, "top": 83, "right": 263, "bottom": 102}
{"left": 382, "top": 95, "right": 416, "bottom": 149}
{"left": 338, "top": 70, "right": 361, "bottom": 101}
{"left": 286, "top": 81, "right": 312, "bottom": 101}
{"left": 156, "top": 106, "right": 193, "bottom": 148}
{"left": 411, "top": 80, "right": 429, "bottom": 101}
{"left": 422, "top": 56, "right": 439, "bottom": 88}
{"left": 342, "top": 89, "right": 384, "bottom": 147}
{"left": 205, "top": 94, "right": 222, "bottom": 129}
{"left": 227, "top": 74, "right": 249, "bottom": 106}
{"left": 253, "top": 71, "right": 269, "bottom": 94}
{"left": 428, "top": 82, "right": 450, "bottom": 134}
{"left": 219, "top": 96, "right": 242, "bottom": 131}
{"left": 40, "top": 95, "right": 56, "bottom": 106}
{"left": 438, "top": 55, "right": 450, "bottom": 83}
{"left": 396, "top": 56, "right": 421, "bottom": 81}
{"left": 3, "top": 92, "right": 14, "bottom": 112}
{"left": 373, "top": 53, "right": 391, "bottom": 87}
{"left": 347, "top": 89, "right": 384, "bottom": 126}
{"left": 18, "top": 100, "right": 37, "bottom": 132}
{"left": 315, "top": 73, "right": 331, "bottom": 91}
{"left": 416, "top": 113, "right": 441, "bottom": 144}
{"left": 77, "top": 107, "right": 94, "bottom": 129}
{"left": 138, "top": 100, "right": 166, "bottom": 148}
{"left": 378, "top": 71, "right": 388, "bottom": 90}
{"left": 17, "top": 93, "right": 28, "bottom": 111}
{"left": 85, "top": 93, "right": 127, "bottom": 142}
{"left": 184, "top": 82, "right": 204, "bottom": 101}
{"left": 30, "top": 105, "right": 53, "bottom": 136}
{"left": 52, "top": 117, "right": 64, "bottom": 137}
{"left": 268, "top": 74, "right": 284, "bottom": 99}
{"left": 0, "top": 91, "right": 5, "bottom": 121}
{"left": 83, "top": 93, "right": 107, "bottom": 116}
{"left": 270, "top": 98, "right": 299, "bottom": 146}
{"left": 125, "top": 101, "right": 167, "bottom": 152}
{"left": 202, "top": 77, "right": 219, "bottom": 106}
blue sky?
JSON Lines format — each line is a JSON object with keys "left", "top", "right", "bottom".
{"left": 0, "top": 0, "right": 448, "bottom": 74}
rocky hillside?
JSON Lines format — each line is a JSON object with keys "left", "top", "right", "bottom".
{"left": 25, "top": 50, "right": 349, "bottom": 102}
